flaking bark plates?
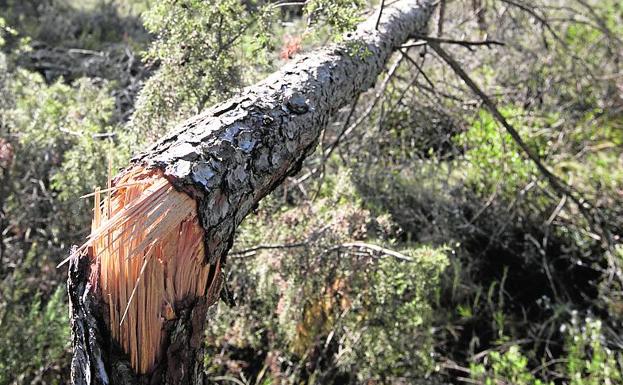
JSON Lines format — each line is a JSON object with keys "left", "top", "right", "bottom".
{"left": 133, "top": 0, "right": 435, "bottom": 267}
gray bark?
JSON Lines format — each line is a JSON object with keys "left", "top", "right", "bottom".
{"left": 68, "top": 1, "right": 435, "bottom": 384}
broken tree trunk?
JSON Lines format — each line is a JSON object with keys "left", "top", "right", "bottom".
{"left": 66, "top": 1, "right": 435, "bottom": 384}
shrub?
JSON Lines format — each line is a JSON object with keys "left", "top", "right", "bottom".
{"left": 0, "top": 247, "right": 70, "bottom": 384}
{"left": 204, "top": 170, "right": 449, "bottom": 384}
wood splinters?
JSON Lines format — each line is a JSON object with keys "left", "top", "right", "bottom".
{"left": 84, "top": 167, "right": 213, "bottom": 374}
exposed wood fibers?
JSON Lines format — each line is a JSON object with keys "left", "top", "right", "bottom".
{"left": 80, "top": 167, "right": 212, "bottom": 374}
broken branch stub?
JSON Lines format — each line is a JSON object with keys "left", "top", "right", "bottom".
{"left": 69, "top": 1, "right": 435, "bottom": 383}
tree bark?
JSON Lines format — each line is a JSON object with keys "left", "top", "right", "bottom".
{"left": 68, "top": 1, "right": 435, "bottom": 384}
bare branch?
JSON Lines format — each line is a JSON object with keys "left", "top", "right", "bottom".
{"left": 324, "top": 242, "right": 414, "bottom": 262}
{"left": 376, "top": 0, "right": 387, "bottom": 30}
{"left": 404, "top": 35, "right": 505, "bottom": 51}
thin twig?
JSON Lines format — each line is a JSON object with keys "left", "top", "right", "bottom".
{"left": 231, "top": 225, "right": 330, "bottom": 257}
{"left": 404, "top": 35, "right": 505, "bottom": 51}
{"left": 325, "top": 242, "right": 414, "bottom": 261}
{"left": 437, "top": 0, "right": 446, "bottom": 36}
{"left": 326, "top": 54, "right": 405, "bottom": 151}
{"left": 312, "top": 94, "right": 360, "bottom": 200}
{"left": 298, "top": 54, "right": 406, "bottom": 189}
{"left": 399, "top": 48, "right": 435, "bottom": 89}
{"left": 500, "top": 0, "right": 567, "bottom": 46}
{"left": 230, "top": 241, "right": 309, "bottom": 257}
{"left": 270, "top": 0, "right": 306, "bottom": 9}
{"left": 375, "top": 0, "right": 386, "bottom": 30}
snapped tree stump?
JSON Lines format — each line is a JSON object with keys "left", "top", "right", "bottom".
{"left": 65, "top": 1, "right": 435, "bottom": 384}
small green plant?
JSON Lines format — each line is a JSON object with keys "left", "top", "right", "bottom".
{"left": 469, "top": 316, "right": 622, "bottom": 385}
{"left": 0, "top": 26, "right": 133, "bottom": 383}
{"left": 340, "top": 246, "right": 449, "bottom": 381}
{"left": 564, "top": 315, "right": 622, "bottom": 385}
{"left": 470, "top": 345, "right": 551, "bottom": 385}
{"left": 6, "top": 69, "right": 133, "bottom": 237}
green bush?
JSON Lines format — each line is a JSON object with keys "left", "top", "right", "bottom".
{"left": 0, "top": 247, "right": 69, "bottom": 385}
{"left": 470, "top": 345, "right": 551, "bottom": 385}
{"left": 5, "top": 68, "right": 132, "bottom": 243}
{"left": 0, "top": 29, "right": 133, "bottom": 384}
{"left": 204, "top": 170, "right": 449, "bottom": 384}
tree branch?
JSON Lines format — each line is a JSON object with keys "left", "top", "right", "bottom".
{"left": 375, "top": 0, "right": 386, "bottom": 30}
{"left": 404, "top": 35, "right": 505, "bottom": 51}
{"left": 323, "top": 242, "right": 414, "bottom": 261}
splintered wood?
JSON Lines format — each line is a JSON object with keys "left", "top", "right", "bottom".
{"left": 87, "top": 168, "right": 211, "bottom": 374}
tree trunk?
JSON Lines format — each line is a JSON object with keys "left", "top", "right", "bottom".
{"left": 67, "top": 1, "right": 435, "bottom": 384}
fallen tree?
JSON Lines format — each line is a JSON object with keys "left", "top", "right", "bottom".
{"left": 64, "top": 1, "right": 435, "bottom": 384}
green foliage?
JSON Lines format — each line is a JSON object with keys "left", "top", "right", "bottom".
{"left": 1, "top": 1, "right": 623, "bottom": 385}
{"left": 1, "top": 0, "right": 146, "bottom": 50}
{"left": 564, "top": 1, "right": 623, "bottom": 51}
{"left": 457, "top": 106, "right": 545, "bottom": 197}
{"left": 342, "top": 247, "right": 448, "bottom": 380}
{"left": 304, "top": 0, "right": 365, "bottom": 36}
{"left": 564, "top": 316, "right": 622, "bottom": 385}
{"left": 0, "top": 17, "right": 17, "bottom": 47}
{"left": 0, "top": 20, "right": 133, "bottom": 382}
{"left": 562, "top": 111, "right": 623, "bottom": 196}
{"left": 0, "top": 246, "right": 69, "bottom": 385}
{"left": 6, "top": 69, "right": 132, "bottom": 232}
{"left": 205, "top": 170, "right": 448, "bottom": 384}
{"left": 470, "top": 316, "right": 622, "bottom": 385}
{"left": 131, "top": 0, "right": 255, "bottom": 139}
{"left": 470, "top": 345, "right": 551, "bottom": 385}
